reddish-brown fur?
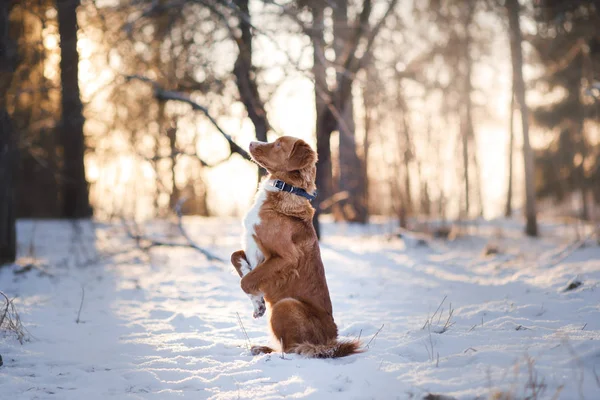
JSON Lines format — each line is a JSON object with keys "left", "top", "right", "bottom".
{"left": 231, "top": 136, "right": 362, "bottom": 358}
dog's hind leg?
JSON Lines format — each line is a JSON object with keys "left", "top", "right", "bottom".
{"left": 269, "top": 298, "right": 337, "bottom": 354}
{"left": 231, "top": 250, "right": 266, "bottom": 318}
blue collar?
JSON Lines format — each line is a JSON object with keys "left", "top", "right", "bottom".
{"left": 270, "top": 179, "right": 317, "bottom": 202}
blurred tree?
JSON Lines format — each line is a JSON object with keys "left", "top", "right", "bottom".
{"left": 531, "top": 0, "right": 600, "bottom": 220}
{"left": 507, "top": 0, "right": 538, "bottom": 236}
{"left": 309, "top": 2, "right": 333, "bottom": 237}
{"left": 0, "top": 0, "right": 19, "bottom": 264}
{"left": 505, "top": 90, "right": 515, "bottom": 218}
{"left": 332, "top": 0, "right": 368, "bottom": 224}
{"left": 95, "top": 0, "right": 273, "bottom": 216}
{"left": 460, "top": 0, "right": 476, "bottom": 218}
{"left": 57, "top": 0, "right": 92, "bottom": 217}
{"left": 290, "top": 0, "right": 398, "bottom": 235}
{"left": 233, "top": 0, "right": 270, "bottom": 179}
{"left": 11, "top": 1, "right": 62, "bottom": 218}
{"left": 412, "top": 0, "right": 487, "bottom": 219}
{"left": 394, "top": 81, "right": 414, "bottom": 228}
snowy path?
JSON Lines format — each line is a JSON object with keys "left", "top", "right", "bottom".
{"left": 1, "top": 219, "right": 599, "bottom": 399}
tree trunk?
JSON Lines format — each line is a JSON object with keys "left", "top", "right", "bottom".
{"left": 337, "top": 93, "right": 368, "bottom": 223}
{"left": 362, "top": 68, "right": 374, "bottom": 220}
{"left": 505, "top": 90, "right": 515, "bottom": 217}
{"left": 472, "top": 142, "right": 484, "bottom": 217}
{"left": 461, "top": 114, "right": 470, "bottom": 217}
{"left": 506, "top": 0, "right": 538, "bottom": 236}
{"left": 57, "top": 0, "right": 91, "bottom": 218}
{"left": 0, "top": 110, "right": 16, "bottom": 265}
{"left": 167, "top": 125, "right": 180, "bottom": 210}
{"left": 0, "top": 0, "right": 17, "bottom": 265}
{"left": 233, "top": 0, "right": 269, "bottom": 180}
{"left": 396, "top": 82, "right": 413, "bottom": 227}
{"left": 334, "top": 0, "right": 367, "bottom": 223}
{"left": 460, "top": 1, "right": 475, "bottom": 218}
{"left": 311, "top": 4, "right": 335, "bottom": 238}
{"left": 14, "top": 5, "right": 61, "bottom": 218}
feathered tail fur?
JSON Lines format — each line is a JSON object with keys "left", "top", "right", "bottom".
{"left": 291, "top": 339, "right": 363, "bottom": 358}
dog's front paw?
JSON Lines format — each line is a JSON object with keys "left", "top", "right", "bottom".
{"left": 252, "top": 296, "right": 266, "bottom": 318}
{"left": 231, "top": 250, "right": 250, "bottom": 278}
{"left": 239, "top": 260, "right": 252, "bottom": 276}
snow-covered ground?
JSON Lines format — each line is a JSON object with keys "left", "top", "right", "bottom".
{"left": 0, "top": 218, "right": 599, "bottom": 399}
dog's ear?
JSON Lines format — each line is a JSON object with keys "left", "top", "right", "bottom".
{"left": 287, "top": 139, "right": 317, "bottom": 171}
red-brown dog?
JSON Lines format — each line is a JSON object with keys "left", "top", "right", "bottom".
{"left": 231, "top": 136, "right": 361, "bottom": 358}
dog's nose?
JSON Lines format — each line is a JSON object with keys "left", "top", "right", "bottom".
{"left": 249, "top": 141, "right": 256, "bottom": 150}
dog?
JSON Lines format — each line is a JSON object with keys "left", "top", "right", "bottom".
{"left": 230, "top": 136, "right": 362, "bottom": 358}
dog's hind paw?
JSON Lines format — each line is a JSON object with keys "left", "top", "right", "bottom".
{"left": 250, "top": 345, "right": 274, "bottom": 355}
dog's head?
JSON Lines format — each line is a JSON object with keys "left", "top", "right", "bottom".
{"left": 249, "top": 136, "right": 317, "bottom": 189}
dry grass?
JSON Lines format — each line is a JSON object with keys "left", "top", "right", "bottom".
{"left": 423, "top": 296, "right": 455, "bottom": 334}
{"left": 488, "top": 355, "right": 564, "bottom": 400}
{"left": 0, "top": 291, "right": 28, "bottom": 344}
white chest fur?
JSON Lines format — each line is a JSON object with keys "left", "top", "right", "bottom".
{"left": 242, "top": 180, "right": 276, "bottom": 269}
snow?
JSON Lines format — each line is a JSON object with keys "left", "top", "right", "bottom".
{"left": 1, "top": 218, "right": 599, "bottom": 399}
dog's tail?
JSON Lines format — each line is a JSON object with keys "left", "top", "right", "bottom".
{"left": 291, "top": 339, "right": 363, "bottom": 358}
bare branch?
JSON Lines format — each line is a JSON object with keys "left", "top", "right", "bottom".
{"left": 174, "top": 198, "right": 225, "bottom": 263}
{"left": 125, "top": 75, "right": 251, "bottom": 161}
{"left": 354, "top": 0, "right": 399, "bottom": 73}
{"left": 121, "top": 200, "right": 225, "bottom": 263}
{"left": 140, "top": 148, "right": 233, "bottom": 168}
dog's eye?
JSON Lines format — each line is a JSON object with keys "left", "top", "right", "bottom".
{"left": 276, "top": 142, "right": 281, "bottom": 148}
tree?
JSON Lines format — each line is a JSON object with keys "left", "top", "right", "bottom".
{"left": 506, "top": 0, "right": 538, "bottom": 236}
{"left": 505, "top": 90, "right": 515, "bottom": 218}
{"left": 303, "top": 0, "right": 398, "bottom": 235}
{"left": 310, "top": 2, "right": 335, "bottom": 237}
{"left": 0, "top": 0, "right": 18, "bottom": 264}
{"left": 13, "top": 1, "right": 62, "bottom": 218}
{"left": 57, "top": 0, "right": 92, "bottom": 218}
{"left": 531, "top": 0, "right": 600, "bottom": 220}
{"left": 333, "top": 0, "right": 368, "bottom": 224}
{"left": 233, "top": 0, "right": 270, "bottom": 179}
{"left": 414, "top": 0, "right": 488, "bottom": 219}
{"left": 460, "top": 0, "right": 476, "bottom": 217}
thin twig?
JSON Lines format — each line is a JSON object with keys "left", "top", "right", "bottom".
{"left": 441, "top": 303, "right": 455, "bottom": 332}
{"left": 366, "top": 324, "right": 384, "bottom": 349}
{"left": 423, "top": 295, "right": 447, "bottom": 330}
{"left": 428, "top": 325, "right": 435, "bottom": 362}
{"left": 0, "top": 291, "right": 10, "bottom": 329}
{"left": 236, "top": 312, "right": 251, "bottom": 351}
{"left": 437, "top": 306, "right": 444, "bottom": 325}
{"left": 76, "top": 286, "right": 85, "bottom": 324}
